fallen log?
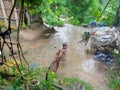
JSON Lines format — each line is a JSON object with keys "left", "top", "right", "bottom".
{"left": 46, "top": 43, "right": 67, "bottom": 80}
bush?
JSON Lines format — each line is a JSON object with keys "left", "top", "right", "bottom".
{"left": 107, "top": 50, "right": 120, "bottom": 90}
{"left": 70, "top": 18, "right": 80, "bottom": 25}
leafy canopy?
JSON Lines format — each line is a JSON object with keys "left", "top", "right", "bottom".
{"left": 21, "top": 0, "right": 120, "bottom": 26}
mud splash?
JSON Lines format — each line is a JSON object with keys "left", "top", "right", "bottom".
{"left": 21, "top": 24, "right": 108, "bottom": 90}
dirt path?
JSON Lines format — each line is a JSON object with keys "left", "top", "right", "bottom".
{"left": 18, "top": 24, "right": 109, "bottom": 90}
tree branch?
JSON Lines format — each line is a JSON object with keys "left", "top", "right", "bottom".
{"left": 8, "top": 0, "right": 17, "bottom": 29}
{"left": 97, "top": 0, "right": 112, "bottom": 22}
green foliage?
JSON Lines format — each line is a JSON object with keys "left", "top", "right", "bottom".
{"left": 70, "top": 17, "right": 80, "bottom": 25}
{"left": 100, "top": 0, "right": 119, "bottom": 25}
{"left": 61, "top": 78, "right": 93, "bottom": 90}
{"left": 0, "top": 77, "right": 8, "bottom": 89}
{"left": 11, "top": 76, "right": 23, "bottom": 90}
{"left": 37, "top": 0, "right": 65, "bottom": 26}
{"left": 28, "top": 9, "right": 36, "bottom": 15}
{"left": 113, "top": 49, "right": 120, "bottom": 62}
{"left": 107, "top": 66, "right": 120, "bottom": 90}
{"left": 22, "top": 22, "right": 27, "bottom": 28}
{"left": 92, "top": 0, "right": 119, "bottom": 25}
{"left": 10, "top": 66, "right": 45, "bottom": 90}
{"left": 108, "top": 77, "right": 120, "bottom": 90}
{"left": 25, "top": 0, "right": 120, "bottom": 26}
{"left": 0, "top": 64, "right": 93, "bottom": 90}
{"left": 40, "top": 71, "right": 58, "bottom": 90}
{"left": 18, "top": 0, "right": 120, "bottom": 26}
{"left": 0, "top": 75, "right": 8, "bottom": 87}
{"left": 64, "top": 0, "right": 93, "bottom": 25}
{"left": 107, "top": 50, "right": 120, "bottom": 90}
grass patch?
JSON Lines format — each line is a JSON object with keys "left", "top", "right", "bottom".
{"left": 0, "top": 65, "right": 93, "bottom": 90}
{"left": 0, "top": 20, "right": 17, "bottom": 30}
{"left": 61, "top": 78, "right": 93, "bottom": 90}
{"left": 107, "top": 51, "right": 120, "bottom": 90}
{"left": 108, "top": 77, "right": 120, "bottom": 90}
{"left": 107, "top": 66, "right": 120, "bottom": 90}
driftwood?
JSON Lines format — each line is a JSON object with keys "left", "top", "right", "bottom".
{"left": 46, "top": 44, "right": 67, "bottom": 80}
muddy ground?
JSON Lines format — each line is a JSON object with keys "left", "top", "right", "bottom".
{"left": 10, "top": 23, "right": 109, "bottom": 90}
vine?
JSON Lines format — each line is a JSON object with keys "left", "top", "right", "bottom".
{"left": 0, "top": 0, "right": 31, "bottom": 89}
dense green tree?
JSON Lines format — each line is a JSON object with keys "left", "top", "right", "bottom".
{"left": 66, "top": 0, "right": 93, "bottom": 25}
{"left": 103, "top": 0, "right": 119, "bottom": 26}
{"left": 17, "top": 0, "right": 120, "bottom": 26}
{"left": 113, "top": 0, "right": 120, "bottom": 26}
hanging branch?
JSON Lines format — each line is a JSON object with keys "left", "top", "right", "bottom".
{"left": 0, "top": 0, "right": 18, "bottom": 66}
{"left": 8, "top": 0, "right": 17, "bottom": 30}
{"left": 96, "top": 0, "right": 112, "bottom": 22}
{"left": 1, "top": 0, "right": 17, "bottom": 64}
{"left": 3, "top": 39, "right": 22, "bottom": 74}
{"left": 6, "top": 0, "right": 16, "bottom": 56}
{"left": 17, "top": 0, "right": 24, "bottom": 41}
{"left": 7, "top": 0, "right": 23, "bottom": 74}
{"left": 15, "top": 0, "right": 24, "bottom": 65}
{"left": 0, "top": 0, "right": 31, "bottom": 83}
{"left": 112, "top": 1, "right": 120, "bottom": 26}
{"left": 17, "top": 0, "right": 30, "bottom": 70}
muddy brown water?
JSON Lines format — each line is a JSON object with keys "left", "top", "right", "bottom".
{"left": 19, "top": 24, "right": 109, "bottom": 90}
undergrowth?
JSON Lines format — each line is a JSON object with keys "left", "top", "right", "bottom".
{"left": 0, "top": 64, "right": 93, "bottom": 90}
{"left": 107, "top": 51, "right": 120, "bottom": 90}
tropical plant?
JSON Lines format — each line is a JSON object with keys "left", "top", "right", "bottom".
{"left": 107, "top": 66, "right": 120, "bottom": 90}
{"left": 19, "top": 0, "right": 120, "bottom": 26}
{"left": 107, "top": 50, "right": 120, "bottom": 90}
